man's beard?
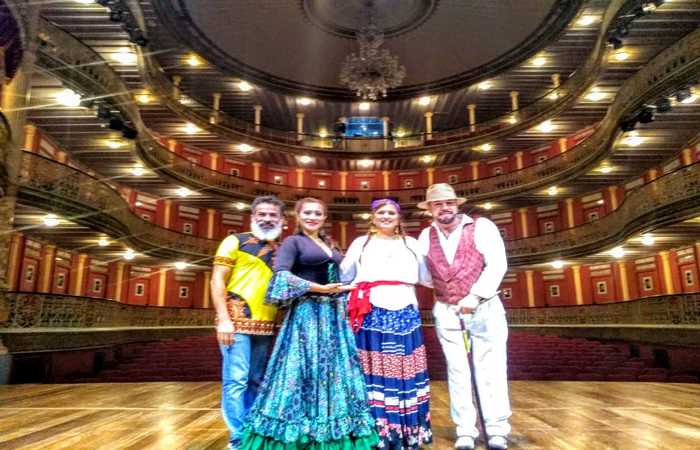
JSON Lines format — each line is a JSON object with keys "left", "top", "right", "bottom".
{"left": 436, "top": 211, "right": 457, "bottom": 225}
{"left": 251, "top": 221, "right": 282, "bottom": 241}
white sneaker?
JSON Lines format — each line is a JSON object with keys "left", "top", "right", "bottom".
{"left": 455, "top": 435, "right": 475, "bottom": 449}
{"left": 488, "top": 435, "right": 508, "bottom": 449}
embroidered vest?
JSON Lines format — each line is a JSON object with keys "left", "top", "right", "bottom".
{"left": 425, "top": 221, "right": 484, "bottom": 305}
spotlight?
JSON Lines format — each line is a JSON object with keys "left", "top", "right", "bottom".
{"left": 109, "top": 118, "right": 124, "bottom": 130}
{"left": 620, "top": 117, "right": 637, "bottom": 132}
{"left": 607, "top": 36, "right": 623, "bottom": 50}
{"left": 96, "top": 104, "right": 112, "bottom": 119}
{"left": 122, "top": 125, "right": 138, "bottom": 140}
{"left": 656, "top": 97, "right": 672, "bottom": 113}
{"left": 676, "top": 88, "right": 692, "bottom": 103}
{"left": 637, "top": 106, "right": 655, "bottom": 124}
{"left": 108, "top": 9, "right": 124, "bottom": 22}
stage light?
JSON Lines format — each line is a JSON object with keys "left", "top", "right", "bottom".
{"left": 43, "top": 213, "right": 59, "bottom": 227}
{"left": 656, "top": 97, "right": 672, "bottom": 113}
{"left": 417, "top": 96, "right": 431, "bottom": 106}
{"left": 176, "top": 187, "right": 191, "bottom": 197}
{"left": 174, "top": 261, "right": 188, "bottom": 270}
{"left": 359, "top": 102, "right": 371, "bottom": 111}
{"left": 122, "top": 125, "right": 138, "bottom": 139}
{"left": 237, "top": 81, "right": 253, "bottom": 92}
{"left": 641, "top": 234, "right": 655, "bottom": 246}
{"left": 56, "top": 89, "right": 82, "bottom": 107}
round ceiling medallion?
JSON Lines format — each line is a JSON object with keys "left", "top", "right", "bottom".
{"left": 301, "top": 0, "right": 438, "bottom": 39}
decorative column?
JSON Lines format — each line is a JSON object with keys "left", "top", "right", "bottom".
{"left": 525, "top": 270, "right": 535, "bottom": 307}
{"left": 681, "top": 148, "right": 693, "bottom": 166}
{"left": 203, "top": 271, "right": 211, "bottom": 308}
{"left": 296, "top": 112, "right": 305, "bottom": 141}
{"left": 210, "top": 92, "right": 221, "bottom": 124}
{"left": 467, "top": 104, "right": 476, "bottom": 131}
{"left": 617, "top": 261, "right": 630, "bottom": 301}
{"left": 607, "top": 186, "right": 619, "bottom": 211}
{"left": 38, "top": 245, "right": 56, "bottom": 293}
{"left": 572, "top": 265, "right": 584, "bottom": 305}
{"left": 157, "top": 268, "right": 167, "bottom": 307}
{"left": 254, "top": 105, "right": 262, "bottom": 133}
{"left": 509, "top": 91, "right": 519, "bottom": 111}
{"left": 558, "top": 137, "right": 568, "bottom": 153}
{"left": 470, "top": 161, "right": 480, "bottom": 180}
{"left": 515, "top": 151, "right": 524, "bottom": 170}
{"left": 382, "top": 171, "right": 390, "bottom": 191}
{"left": 172, "top": 75, "right": 182, "bottom": 99}
{"left": 5, "top": 234, "right": 24, "bottom": 290}
{"left": 163, "top": 199, "right": 172, "bottom": 228}
{"left": 252, "top": 162, "right": 261, "bottom": 181}
{"left": 518, "top": 208, "right": 530, "bottom": 238}
{"left": 209, "top": 152, "right": 219, "bottom": 171}
{"left": 426, "top": 168, "right": 435, "bottom": 185}
{"left": 565, "top": 198, "right": 576, "bottom": 228}
{"left": 424, "top": 112, "right": 433, "bottom": 140}
{"left": 70, "top": 254, "right": 89, "bottom": 296}
{"left": 206, "top": 208, "right": 216, "bottom": 239}
{"left": 551, "top": 73, "right": 561, "bottom": 89}
{"left": 295, "top": 168, "right": 304, "bottom": 188}
{"left": 339, "top": 221, "right": 348, "bottom": 249}
{"left": 340, "top": 171, "right": 348, "bottom": 192}
{"left": 659, "top": 251, "right": 676, "bottom": 294}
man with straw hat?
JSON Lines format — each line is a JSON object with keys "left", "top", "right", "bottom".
{"left": 417, "top": 183, "right": 511, "bottom": 450}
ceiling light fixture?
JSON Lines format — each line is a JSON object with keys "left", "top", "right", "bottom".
{"left": 299, "top": 155, "right": 313, "bottom": 164}
{"left": 478, "top": 81, "right": 492, "bottom": 90}
{"left": 418, "top": 96, "right": 431, "bottom": 106}
{"left": 586, "top": 89, "right": 606, "bottom": 102}
{"left": 598, "top": 165, "right": 613, "bottom": 174}
{"left": 550, "top": 260, "right": 565, "bottom": 269}
{"left": 641, "top": 234, "right": 655, "bottom": 246}
{"left": 176, "top": 187, "right": 191, "bottom": 197}
{"left": 531, "top": 56, "right": 547, "bottom": 67}
{"left": 56, "top": 89, "right": 82, "bottom": 107}
{"left": 297, "top": 97, "right": 312, "bottom": 106}
{"left": 576, "top": 15, "right": 597, "bottom": 26}
{"left": 97, "top": 237, "right": 109, "bottom": 247}
{"left": 106, "top": 140, "right": 124, "bottom": 149}
{"left": 123, "top": 249, "right": 136, "bottom": 260}
{"left": 420, "top": 155, "right": 435, "bottom": 164}
{"left": 237, "top": 81, "right": 253, "bottom": 92}
{"left": 237, "top": 143, "right": 255, "bottom": 152}
{"left": 622, "top": 133, "right": 644, "bottom": 147}
{"left": 358, "top": 159, "right": 373, "bottom": 168}
{"left": 613, "top": 50, "right": 630, "bottom": 61}
{"left": 135, "top": 93, "right": 152, "bottom": 104}
{"left": 339, "top": 5, "right": 406, "bottom": 100}
{"left": 186, "top": 54, "right": 202, "bottom": 67}
{"left": 234, "top": 202, "right": 247, "bottom": 210}
{"left": 610, "top": 246, "right": 625, "bottom": 258}
{"left": 43, "top": 213, "right": 60, "bottom": 227}
{"left": 358, "top": 102, "right": 371, "bottom": 111}
{"left": 174, "top": 261, "right": 188, "bottom": 270}
{"left": 131, "top": 166, "right": 145, "bottom": 176}
{"left": 547, "top": 186, "right": 559, "bottom": 196}
{"left": 482, "top": 202, "right": 493, "bottom": 210}
{"left": 536, "top": 120, "right": 554, "bottom": 132}
{"left": 479, "top": 143, "right": 493, "bottom": 152}
{"left": 183, "top": 123, "right": 200, "bottom": 134}
{"left": 112, "top": 48, "right": 136, "bottom": 65}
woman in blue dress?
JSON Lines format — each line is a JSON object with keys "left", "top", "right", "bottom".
{"left": 240, "top": 197, "right": 378, "bottom": 450}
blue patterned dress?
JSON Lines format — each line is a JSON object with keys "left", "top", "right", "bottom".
{"left": 239, "top": 234, "right": 378, "bottom": 450}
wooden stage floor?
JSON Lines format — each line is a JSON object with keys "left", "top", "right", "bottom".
{"left": 0, "top": 381, "right": 698, "bottom": 449}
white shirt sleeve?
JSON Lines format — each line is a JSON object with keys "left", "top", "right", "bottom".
{"left": 470, "top": 217, "right": 508, "bottom": 299}
{"left": 416, "top": 228, "right": 434, "bottom": 287}
{"left": 339, "top": 236, "right": 366, "bottom": 283}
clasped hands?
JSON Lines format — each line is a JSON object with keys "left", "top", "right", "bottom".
{"left": 317, "top": 283, "right": 356, "bottom": 294}
{"left": 451, "top": 293, "right": 481, "bottom": 316}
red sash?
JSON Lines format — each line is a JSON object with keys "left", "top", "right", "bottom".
{"left": 347, "top": 280, "right": 408, "bottom": 333}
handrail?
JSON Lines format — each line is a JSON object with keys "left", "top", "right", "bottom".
{"left": 506, "top": 292, "right": 700, "bottom": 326}
{"left": 15, "top": 148, "right": 700, "bottom": 267}
{"left": 139, "top": 0, "right": 625, "bottom": 157}
{"left": 16, "top": 151, "right": 218, "bottom": 260}
{"left": 0, "top": 290, "right": 215, "bottom": 329}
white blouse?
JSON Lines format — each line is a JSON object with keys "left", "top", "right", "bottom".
{"left": 340, "top": 235, "right": 431, "bottom": 311}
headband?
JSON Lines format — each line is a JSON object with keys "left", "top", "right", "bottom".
{"left": 370, "top": 198, "right": 401, "bottom": 213}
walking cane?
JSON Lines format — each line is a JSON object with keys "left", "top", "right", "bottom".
{"left": 458, "top": 312, "right": 489, "bottom": 447}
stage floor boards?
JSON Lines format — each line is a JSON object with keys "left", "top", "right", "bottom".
{"left": 0, "top": 381, "right": 698, "bottom": 449}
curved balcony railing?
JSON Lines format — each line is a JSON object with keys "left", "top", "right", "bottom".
{"left": 506, "top": 292, "right": 700, "bottom": 326}
{"left": 14, "top": 144, "right": 700, "bottom": 267}
{"left": 17, "top": 151, "right": 218, "bottom": 260}
{"left": 139, "top": 0, "right": 625, "bottom": 157}
{"left": 507, "top": 160, "right": 700, "bottom": 264}
{"left": 36, "top": 19, "right": 700, "bottom": 208}
{"left": 0, "top": 290, "right": 215, "bottom": 330}
{"left": 0, "top": 110, "right": 10, "bottom": 182}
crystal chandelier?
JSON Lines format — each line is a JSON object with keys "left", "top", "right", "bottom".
{"left": 339, "top": 12, "right": 406, "bottom": 100}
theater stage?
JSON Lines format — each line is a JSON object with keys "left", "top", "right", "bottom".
{"left": 0, "top": 381, "right": 698, "bottom": 449}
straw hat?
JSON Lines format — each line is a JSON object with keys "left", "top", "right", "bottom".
{"left": 417, "top": 183, "right": 467, "bottom": 209}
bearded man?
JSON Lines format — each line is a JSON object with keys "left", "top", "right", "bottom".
{"left": 210, "top": 195, "right": 285, "bottom": 450}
